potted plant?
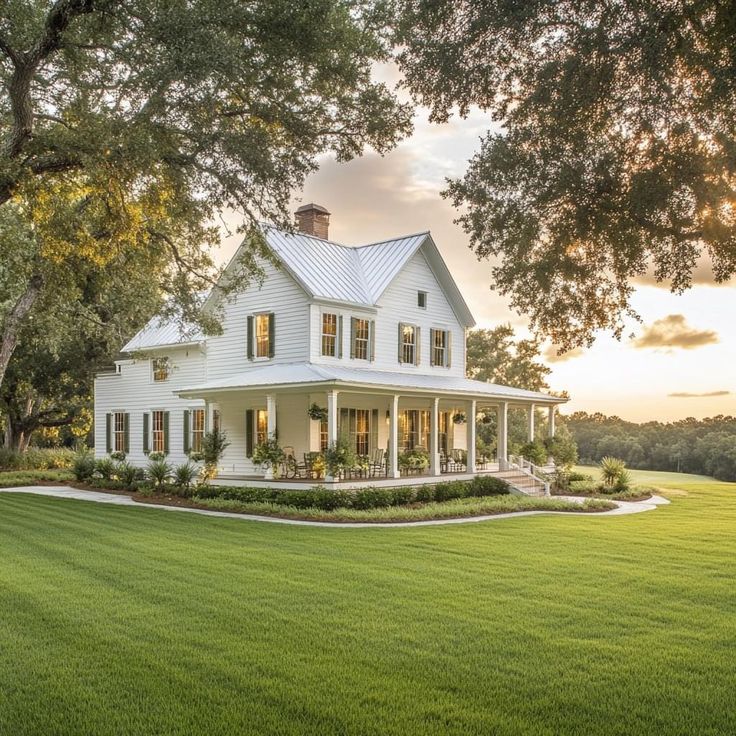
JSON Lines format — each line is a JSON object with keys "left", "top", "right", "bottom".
{"left": 323, "top": 438, "right": 357, "bottom": 480}
{"left": 307, "top": 403, "right": 328, "bottom": 421}
{"left": 252, "top": 438, "right": 285, "bottom": 480}
{"left": 398, "top": 448, "right": 430, "bottom": 474}
{"left": 453, "top": 412, "right": 466, "bottom": 424}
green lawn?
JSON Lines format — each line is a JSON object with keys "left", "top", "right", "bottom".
{"left": 1, "top": 469, "right": 735, "bottom": 735}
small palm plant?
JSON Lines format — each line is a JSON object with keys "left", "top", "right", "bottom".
{"left": 174, "top": 462, "right": 199, "bottom": 493}
{"left": 146, "top": 458, "right": 173, "bottom": 489}
{"left": 600, "top": 456, "right": 627, "bottom": 488}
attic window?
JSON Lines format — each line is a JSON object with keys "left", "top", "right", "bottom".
{"left": 418, "top": 291, "right": 427, "bottom": 309}
{"left": 152, "top": 357, "right": 170, "bottom": 382}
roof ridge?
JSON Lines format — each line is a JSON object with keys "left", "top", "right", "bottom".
{"left": 355, "top": 230, "right": 431, "bottom": 249}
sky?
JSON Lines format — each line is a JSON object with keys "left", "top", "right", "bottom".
{"left": 218, "top": 72, "right": 736, "bottom": 424}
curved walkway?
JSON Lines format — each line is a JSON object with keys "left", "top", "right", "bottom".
{"left": 0, "top": 485, "right": 670, "bottom": 528}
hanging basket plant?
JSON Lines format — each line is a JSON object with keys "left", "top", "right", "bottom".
{"left": 308, "top": 403, "right": 328, "bottom": 421}
{"left": 453, "top": 411, "right": 467, "bottom": 424}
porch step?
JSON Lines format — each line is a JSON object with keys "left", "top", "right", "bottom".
{"left": 496, "top": 471, "right": 548, "bottom": 497}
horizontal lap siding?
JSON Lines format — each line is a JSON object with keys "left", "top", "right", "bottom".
{"left": 93, "top": 347, "right": 206, "bottom": 465}
{"left": 206, "top": 260, "right": 310, "bottom": 381}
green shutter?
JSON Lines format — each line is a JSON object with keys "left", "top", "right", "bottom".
{"left": 338, "top": 315, "right": 343, "bottom": 358}
{"left": 245, "top": 409, "right": 254, "bottom": 457}
{"left": 415, "top": 326, "right": 421, "bottom": 366}
{"left": 268, "top": 313, "right": 275, "bottom": 358}
{"left": 398, "top": 323, "right": 403, "bottom": 363}
{"left": 429, "top": 328, "right": 436, "bottom": 366}
{"left": 163, "top": 411, "right": 170, "bottom": 455}
{"left": 350, "top": 318, "right": 357, "bottom": 359}
{"left": 369, "top": 320, "right": 376, "bottom": 362}
{"left": 371, "top": 409, "right": 379, "bottom": 452}
{"left": 183, "top": 410, "right": 190, "bottom": 454}
{"left": 246, "top": 316, "right": 254, "bottom": 360}
{"left": 446, "top": 330, "right": 452, "bottom": 368}
{"left": 143, "top": 413, "right": 150, "bottom": 454}
{"left": 105, "top": 413, "right": 112, "bottom": 453}
{"left": 124, "top": 413, "right": 130, "bottom": 454}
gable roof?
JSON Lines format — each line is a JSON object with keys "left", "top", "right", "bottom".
{"left": 263, "top": 225, "right": 475, "bottom": 326}
{"left": 121, "top": 314, "right": 204, "bottom": 352}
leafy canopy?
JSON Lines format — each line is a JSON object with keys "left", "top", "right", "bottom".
{"left": 398, "top": 0, "right": 736, "bottom": 347}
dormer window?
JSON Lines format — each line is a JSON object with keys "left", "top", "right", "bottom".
{"left": 417, "top": 291, "right": 427, "bottom": 309}
{"left": 152, "top": 357, "right": 170, "bottom": 382}
{"left": 321, "top": 313, "right": 339, "bottom": 357}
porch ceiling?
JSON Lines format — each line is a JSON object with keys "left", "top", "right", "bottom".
{"left": 176, "top": 362, "right": 565, "bottom": 406}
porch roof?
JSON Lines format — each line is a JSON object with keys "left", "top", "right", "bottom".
{"left": 176, "top": 362, "right": 565, "bottom": 405}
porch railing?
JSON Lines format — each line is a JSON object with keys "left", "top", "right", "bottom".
{"left": 507, "top": 454, "right": 551, "bottom": 496}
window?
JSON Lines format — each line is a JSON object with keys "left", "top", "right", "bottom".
{"left": 113, "top": 412, "right": 126, "bottom": 453}
{"left": 255, "top": 314, "right": 270, "bottom": 358}
{"left": 152, "top": 410, "right": 166, "bottom": 453}
{"left": 431, "top": 329, "right": 449, "bottom": 367}
{"left": 191, "top": 409, "right": 205, "bottom": 452}
{"left": 319, "top": 417, "right": 329, "bottom": 451}
{"left": 399, "top": 410, "right": 448, "bottom": 452}
{"left": 418, "top": 291, "right": 427, "bottom": 309}
{"left": 256, "top": 409, "right": 268, "bottom": 445}
{"left": 321, "top": 313, "right": 338, "bottom": 357}
{"left": 352, "top": 318, "right": 370, "bottom": 360}
{"left": 152, "top": 357, "right": 170, "bottom": 382}
{"left": 400, "top": 323, "right": 416, "bottom": 364}
{"left": 339, "top": 408, "right": 371, "bottom": 455}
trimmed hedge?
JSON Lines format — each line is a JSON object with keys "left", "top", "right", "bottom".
{"left": 194, "top": 476, "right": 510, "bottom": 511}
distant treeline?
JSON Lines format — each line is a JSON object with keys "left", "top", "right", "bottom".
{"left": 565, "top": 412, "right": 736, "bottom": 482}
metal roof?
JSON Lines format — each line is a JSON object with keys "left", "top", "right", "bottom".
{"left": 121, "top": 314, "right": 204, "bottom": 352}
{"left": 176, "top": 362, "right": 564, "bottom": 404}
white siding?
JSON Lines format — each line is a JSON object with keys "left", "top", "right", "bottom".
{"left": 205, "top": 258, "right": 310, "bottom": 381}
{"left": 310, "top": 249, "right": 466, "bottom": 377}
{"left": 93, "top": 346, "right": 206, "bottom": 465}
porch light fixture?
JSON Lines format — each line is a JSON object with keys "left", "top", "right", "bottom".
{"left": 385, "top": 410, "right": 390, "bottom": 423}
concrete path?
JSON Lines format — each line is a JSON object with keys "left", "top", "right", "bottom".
{"left": 0, "top": 485, "right": 669, "bottom": 528}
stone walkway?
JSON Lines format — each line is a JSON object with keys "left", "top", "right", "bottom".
{"left": 0, "top": 485, "right": 669, "bottom": 528}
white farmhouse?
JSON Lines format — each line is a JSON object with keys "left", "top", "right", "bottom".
{"left": 94, "top": 204, "right": 564, "bottom": 492}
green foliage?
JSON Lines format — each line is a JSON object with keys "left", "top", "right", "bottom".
{"left": 398, "top": 1, "right": 736, "bottom": 347}
{"left": 72, "top": 452, "right": 97, "bottom": 482}
{"left": 0, "top": 468, "right": 74, "bottom": 487}
{"left": 199, "top": 429, "right": 230, "bottom": 482}
{"left": 307, "top": 403, "right": 328, "bottom": 421}
{"left": 95, "top": 458, "right": 117, "bottom": 481}
{"left": 0, "top": 447, "right": 22, "bottom": 470}
{"left": 252, "top": 439, "right": 286, "bottom": 468}
{"left": 146, "top": 459, "right": 173, "bottom": 488}
{"left": 398, "top": 448, "right": 429, "bottom": 471}
{"left": 323, "top": 438, "right": 358, "bottom": 476}
{"left": 600, "top": 457, "right": 627, "bottom": 488}
{"left": 469, "top": 475, "right": 510, "bottom": 497}
{"left": 546, "top": 424, "right": 579, "bottom": 471}
{"left": 0, "top": 446, "right": 76, "bottom": 471}
{"left": 148, "top": 452, "right": 166, "bottom": 462}
{"left": 173, "top": 462, "right": 199, "bottom": 491}
{"left": 519, "top": 441, "right": 547, "bottom": 466}
{"left": 115, "top": 462, "right": 139, "bottom": 490}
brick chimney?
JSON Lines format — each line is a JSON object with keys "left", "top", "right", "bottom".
{"left": 295, "top": 203, "right": 330, "bottom": 239}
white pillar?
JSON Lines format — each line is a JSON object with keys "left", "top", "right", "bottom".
{"left": 548, "top": 405, "right": 556, "bottom": 438}
{"left": 266, "top": 394, "right": 276, "bottom": 439}
{"left": 497, "top": 401, "right": 508, "bottom": 470}
{"left": 467, "top": 400, "right": 477, "bottom": 473}
{"left": 325, "top": 390, "right": 339, "bottom": 482}
{"left": 389, "top": 394, "right": 400, "bottom": 478}
{"left": 430, "top": 397, "right": 440, "bottom": 476}
{"left": 527, "top": 403, "right": 536, "bottom": 443}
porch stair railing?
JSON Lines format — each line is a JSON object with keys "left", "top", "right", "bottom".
{"left": 503, "top": 454, "right": 551, "bottom": 497}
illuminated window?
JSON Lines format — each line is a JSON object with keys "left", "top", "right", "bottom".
{"left": 152, "top": 410, "right": 166, "bottom": 453}
{"left": 400, "top": 324, "right": 416, "bottom": 364}
{"left": 255, "top": 314, "right": 270, "bottom": 358}
{"left": 191, "top": 409, "right": 205, "bottom": 452}
{"left": 322, "top": 313, "right": 338, "bottom": 357}
{"left": 113, "top": 412, "right": 126, "bottom": 453}
{"left": 320, "top": 417, "right": 328, "bottom": 451}
{"left": 256, "top": 409, "right": 268, "bottom": 445}
{"left": 352, "top": 318, "right": 369, "bottom": 360}
{"left": 432, "top": 329, "right": 448, "bottom": 367}
{"left": 152, "top": 357, "right": 170, "bottom": 382}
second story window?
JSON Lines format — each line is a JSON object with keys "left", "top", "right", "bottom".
{"left": 399, "top": 323, "right": 420, "bottom": 365}
{"left": 322, "top": 313, "right": 338, "bottom": 357}
{"left": 247, "top": 313, "right": 275, "bottom": 360}
{"left": 152, "top": 357, "right": 170, "bottom": 382}
{"left": 430, "top": 328, "right": 451, "bottom": 367}
{"left": 351, "top": 318, "right": 371, "bottom": 360}
{"left": 418, "top": 291, "right": 427, "bottom": 309}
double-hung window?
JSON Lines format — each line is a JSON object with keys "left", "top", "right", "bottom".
{"left": 352, "top": 318, "right": 370, "bottom": 360}
{"left": 255, "top": 314, "right": 270, "bottom": 358}
{"left": 191, "top": 409, "right": 205, "bottom": 452}
{"left": 248, "top": 313, "right": 274, "bottom": 360}
{"left": 113, "top": 412, "right": 126, "bottom": 453}
{"left": 430, "top": 329, "right": 450, "bottom": 367}
{"left": 399, "top": 323, "right": 420, "bottom": 365}
{"left": 256, "top": 409, "right": 268, "bottom": 445}
{"left": 152, "top": 410, "right": 166, "bottom": 453}
{"left": 322, "top": 313, "right": 338, "bottom": 357}
{"left": 152, "top": 357, "right": 170, "bottom": 382}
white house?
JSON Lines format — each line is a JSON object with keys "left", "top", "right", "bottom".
{"left": 94, "top": 204, "right": 565, "bottom": 492}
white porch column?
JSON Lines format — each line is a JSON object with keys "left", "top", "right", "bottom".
{"left": 389, "top": 394, "right": 400, "bottom": 479}
{"left": 467, "top": 400, "right": 477, "bottom": 473}
{"left": 497, "top": 401, "right": 508, "bottom": 470}
{"left": 325, "top": 390, "right": 339, "bottom": 482}
{"left": 527, "top": 403, "right": 536, "bottom": 443}
{"left": 266, "top": 394, "right": 277, "bottom": 439}
{"left": 548, "top": 405, "right": 556, "bottom": 438}
{"left": 429, "top": 397, "right": 440, "bottom": 476}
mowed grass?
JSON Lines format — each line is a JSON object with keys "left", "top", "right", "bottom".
{"left": 1, "top": 469, "right": 735, "bottom": 736}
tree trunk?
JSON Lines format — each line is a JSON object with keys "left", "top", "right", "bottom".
{"left": 0, "top": 272, "right": 43, "bottom": 391}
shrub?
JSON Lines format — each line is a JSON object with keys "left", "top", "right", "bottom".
{"left": 95, "top": 458, "right": 117, "bottom": 481}
{"left": 519, "top": 441, "right": 547, "bottom": 466}
{"left": 148, "top": 451, "right": 165, "bottom": 462}
{"left": 146, "top": 458, "right": 173, "bottom": 488}
{"left": 614, "top": 469, "right": 632, "bottom": 492}
{"left": 398, "top": 448, "right": 429, "bottom": 471}
{"left": 434, "top": 480, "right": 468, "bottom": 502}
{"left": 323, "top": 438, "right": 358, "bottom": 477}
{"left": 174, "top": 462, "right": 199, "bottom": 490}
{"left": 568, "top": 471, "right": 593, "bottom": 482}
{"left": 569, "top": 480, "right": 598, "bottom": 493}
{"left": 72, "top": 451, "right": 97, "bottom": 481}
{"left": 115, "top": 461, "right": 139, "bottom": 488}
{"left": 200, "top": 429, "right": 230, "bottom": 482}
{"left": 469, "top": 475, "right": 510, "bottom": 496}
{"left": 414, "top": 485, "right": 435, "bottom": 502}
{"left": 252, "top": 438, "right": 285, "bottom": 469}
{"left": 600, "top": 456, "right": 627, "bottom": 488}
{"left": 351, "top": 487, "right": 395, "bottom": 510}
{"left": 110, "top": 451, "right": 126, "bottom": 462}
{"left": 0, "top": 447, "right": 23, "bottom": 470}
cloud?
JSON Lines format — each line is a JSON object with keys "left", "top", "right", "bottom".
{"left": 668, "top": 390, "right": 731, "bottom": 398}
{"left": 631, "top": 314, "right": 719, "bottom": 350}
{"left": 543, "top": 344, "right": 585, "bottom": 363}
